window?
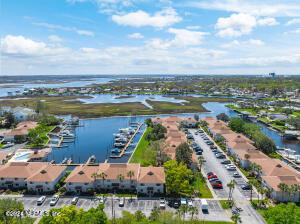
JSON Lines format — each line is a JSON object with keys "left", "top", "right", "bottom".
{"left": 141, "top": 183, "right": 144, "bottom": 186}
{"left": 15, "top": 178, "right": 18, "bottom": 180}
{"left": 84, "top": 183, "right": 88, "bottom": 185}
{"left": 69, "top": 183, "right": 72, "bottom": 185}
{"left": 45, "top": 182, "right": 48, "bottom": 184}
{"left": 30, "top": 182, "right": 33, "bottom": 184}
{"left": 156, "top": 184, "right": 160, "bottom": 186}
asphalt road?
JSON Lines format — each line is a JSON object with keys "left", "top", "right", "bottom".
{"left": 190, "top": 129, "right": 265, "bottom": 224}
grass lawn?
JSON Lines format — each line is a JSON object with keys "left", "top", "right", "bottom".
{"left": 129, "top": 127, "right": 153, "bottom": 165}
{"left": 219, "top": 200, "right": 232, "bottom": 210}
{"left": 26, "top": 124, "right": 54, "bottom": 148}
{"left": 0, "top": 143, "right": 3, "bottom": 149}
{"left": 193, "top": 172, "right": 213, "bottom": 198}
{"left": 0, "top": 96, "right": 232, "bottom": 118}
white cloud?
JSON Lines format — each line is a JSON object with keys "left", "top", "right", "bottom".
{"left": 215, "top": 13, "right": 257, "bottom": 37}
{"left": 186, "top": 25, "right": 201, "bottom": 30}
{"left": 221, "top": 39, "right": 265, "bottom": 48}
{"left": 32, "top": 22, "right": 95, "bottom": 36}
{"left": 168, "top": 28, "right": 208, "bottom": 47}
{"left": 48, "top": 35, "right": 63, "bottom": 42}
{"left": 215, "top": 13, "right": 279, "bottom": 37}
{"left": 257, "top": 17, "right": 279, "bottom": 26}
{"left": 146, "top": 28, "right": 208, "bottom": 49}
{"left": 1, "top": 35, "right": 69, "bottom": 56}
{"left": 187, "top": 0, "right": 300, "bottom": 17}
{"left": 286, "top": 18, "right": 300, "bottom": 25}
{"left": 127, "top": 33, "right": 144, "bottom": 39}
{"left": 112, "top": 8, "right": 182, "bottom": 28}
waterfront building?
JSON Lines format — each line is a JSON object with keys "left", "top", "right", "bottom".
{"left": 65, "top": 163, "right": 165, "bottom": 195}
{"left": 0, "top": 162, "right": 66, "bottom": 193}
{"left": 202, "top": 116, "right": 300, "bottom": 202}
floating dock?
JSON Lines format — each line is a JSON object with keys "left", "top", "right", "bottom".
{"left": 110, "top": 123, "right": 143, "bottom": 159}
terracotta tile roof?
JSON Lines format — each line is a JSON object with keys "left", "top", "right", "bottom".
{"left": 4, "top": 121, "right": 37, "bottom": 136}
{"left": 0, "top": 151, "right": 10, "bottom": 162}
{"left": 65, "top": 165, "right": 99, "bottom": 183}
{"left": 27, "top": 164, "right": 66, "bottom": 182}
{"left": 138, "top": 166, "right": 165, "bottom": 184}
{"left": 234, "top": 148, "right": 269, "bottom": 160}
{"left": 0, "top": 162, "right": 47, "bottom": 179}
{"left": 227, "top": 135, "right": 257, "bottom": 151}
{"left": 98, "top": 163, "right": 140, "bottom": 181}
{"left": 262, "top": 175, "right": 300, "bottom": 191}
{"left": 222, "top": 133, "right": 253, "bottom": 144}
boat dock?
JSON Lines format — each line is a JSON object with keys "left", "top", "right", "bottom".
{"left": 110, "top": 123, "right": 143, "bottom": 158}
{"left": 276, "top": 150, "right": 300, "bottom": 172}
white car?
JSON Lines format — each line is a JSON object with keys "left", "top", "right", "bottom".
{"left": 119, "top": 197, "right": 125, "bottom": 207}
{"left": 180, "top": 198, "right": 187, "bottom": 206}
{"left": 50, "top": 195, "right": 59, "bottom": 206}
{"left": 187, "top": 199, "right": 193, "bottom": 207}
{"left": 37, "top": 196, "right": 46, "bottom": 206}
{"left": 159, "top": 198, "right": 166, "bottom": 209}
{"left": 226, "top": 166, "right": 237, "bottom": 171}
{"left": 71, "top": 197, "right": 79, "bottom": 205}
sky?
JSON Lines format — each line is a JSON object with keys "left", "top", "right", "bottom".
{"left": 1, "top": 0, "right": 300, "bottom": 76}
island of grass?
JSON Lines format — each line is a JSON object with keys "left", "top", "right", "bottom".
{"left": 0, "top": 95, "right": 233, "bottom": 118}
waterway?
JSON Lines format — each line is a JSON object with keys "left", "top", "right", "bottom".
{"left": 0, "top": 77, "right": 114, "bottom": 97}
{"left": 46, "top": 102, "right": 299, "bottom": 164}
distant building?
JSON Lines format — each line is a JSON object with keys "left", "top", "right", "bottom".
{"left": 269, "top": 72, "right": 276, "bottom": 78}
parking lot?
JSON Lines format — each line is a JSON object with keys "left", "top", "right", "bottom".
{"left": 190, "top": 129, "right": 258, "bottom": 199}
{"left": 190, "top": 129, "right": 265, "bottom": 224}
{"left": 8, "top": 196, "right": 231, "bottom": 222}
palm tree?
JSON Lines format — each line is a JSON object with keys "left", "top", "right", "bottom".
{"left": 127, "top": 170, "right": 135, "bottom": 199}
{"left": 248, "top": 179, "right": 256, "bottom": 202}
{"left": 189, "top": 206, "right": 199, "bottom": 220}
{"left": 231, "top": 213, "right": 241, "bottom": 224}
{"left": 91, "top": 172, "right": 99, "bottom": 181}
{"left": 117, "top": 174, "right": 125, "bottom": 189}
{"left": 278, "top": 183, "right": 289, "bottom": 202}
{"left": 198, "top": 156, "right": 205, "bottom": 173}
{"left": 98, "top": 172, "right": 107, "bottom": 189}
{"left": 179, "top": 204, "right": 189, "bottom": 222}
{"left": 290, "top": 184, "right": 300, "bottom": 199}
{"left": 227, "top": 180, "right": 236, "bottom": 202}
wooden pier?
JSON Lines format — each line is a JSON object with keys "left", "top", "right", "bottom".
{"left": 110, "top": 123, "right": 143, "bottom": 159}
{"left": 276, "top": 151, "right": 300, "bottom": 171}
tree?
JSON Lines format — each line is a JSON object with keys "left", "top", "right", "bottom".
{"left": 163, "top": 160, "right": 194, "bottom": 197}
{"left": 231, "top": 213, "right": 241, "bottom": 224}
{"left": 40, "top": 204, "right": 107, "bottom": 224}
{"left": 3, "top": 112, "right": 15, "bottom": 128}
{"left": 198, "top": 156, "right": 205, "bottom": 173}
{"left": 227, "top": 180, "right": 236, "bottom": 202}
{"left": 0, "top": 198, "right": 25, "bottom": 224}
{"left": 127, "top": 170, "right": 135, "bottom": 199}
{"left": 145, "top": 118, "right": 153, "bottom": 127}
{"left": 189, "top": 206, "right": 199, "bottom": 220}
{"left": 98, "top": 172, "right": 107, "bottom": 189}
{"left": 263, "top": 203, "right": 300, "bottom": 224}
{"left": 178, "top": 204, "right": 189, "bottom": 221}
{"left": 149, "top": 206, "right": 160, "bottom": 221}
{"left": 216, "top": 113, "right": 230, "bottom": 122}
{"left": 278, "top": 183, "right": 289, "bottom": 202}
{"left": 175, "top": 142, "right": 192, "bottom": 167}
{"left": 248, "top": 179, "right": 256, "bottom": 202}
{"left": 117, "top": 174, "right": 125, "bottom": 185}
{"left": 253, "top": 133, "right": 276, "bottom": 154}
{"left": 229, "top": 117, "right": 245, "bottom": 133}
{"left": 194, "top": 114, "right": 199, "bottom": 121}
{"left": 134, "top": 210, "right": 146, "bottom": 222}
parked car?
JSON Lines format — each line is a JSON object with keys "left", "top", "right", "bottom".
{"left": 159, "top": 198, "right": 166, "bottom": 209}
{"left": 211, "top": 180, "right": 223, "bottom": 189}
{"left": 209, "top": 177, "right": 219, "bottom": 182}
{"left": 210, "top": 145, "right": 217, "bottom": 149}
{"left": 233, "top": 172, "right": 241, "bottom": 178}
{"left": 208, "top": 174, "right": 218, "bottom": 180}
{"left": 216, "top": 154, "right": 226, "bottom": 159}
{"left": 196, "top": 151, "right": 203, "bottom": 155}
{"left": 50, "top": 195, "right": 59, "bottom": 206}
{"left": 71, "top": 197, "right": 79, "bottom": 205}
{"left": 187, "top": 199, "right": 193, "bottom": 207}
{"left": 226, "top": 166, "right": 237, "bottom": 171}
{"left": 221, "top": 160, "right": 231, "bottom": 165}
{"left": 207, "top": 172, "right": 215, "bottom": 177}
{"left": 180, "top": 198, "right": 187, "bottom": 206}
{"left": 200, "top": 199, "right": 208, "bottom": 212}
{"left": 241, "top": 184, "right": 252, "bottom": 190}
{"left": 119, "top": 197, "right": 125, "bottom": 207}
{"left": 37, "top": 196, "right": 46, "bottom": 206}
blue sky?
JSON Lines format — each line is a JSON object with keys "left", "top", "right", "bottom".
{"left": 1, "top": 0, "right": 300, "bottom": 75}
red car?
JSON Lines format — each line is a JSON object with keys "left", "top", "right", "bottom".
{"left": 208, "top": 174, "right": 218, "bottom": 180}
{"left": 211, "top": 181, "right": 223, "bottom": 189}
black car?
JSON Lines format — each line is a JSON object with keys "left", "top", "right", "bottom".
{"left": 221, "top": 160, "right": 231, "bottom": 165}
{"left": 241, "top": 184, "right": 252, "bottom": 190}
{"left": 206, "top": 142, "right": 213, "bottom": 145}
{"left": 216, "top": 154, "right": 226, "bottom": 159}
{"left": 196, "top": 151, "right": 203, "bottom": 155}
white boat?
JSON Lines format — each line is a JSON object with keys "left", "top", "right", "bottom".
{"left": 114, "top": 142, "right": 126, "bottom": 147}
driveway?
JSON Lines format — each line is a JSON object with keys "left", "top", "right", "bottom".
{"left": 190, "top": 129, "right": 265, "bottom": 224}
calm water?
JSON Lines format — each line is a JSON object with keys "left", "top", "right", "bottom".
{"left": 47, "top": 102, "right": 299, "bottom": 164}
{"left": 0, "top": 78, "right": 113, "bottom": 97}
{"left": 77, "top": 94, "right": 187, "bottom": 109}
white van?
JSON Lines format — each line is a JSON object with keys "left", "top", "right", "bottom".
{"left": 200, "top": 199, "right": 208, "bottom": 212}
